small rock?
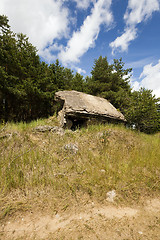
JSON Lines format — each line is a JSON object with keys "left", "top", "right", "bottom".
{"left": 64, "top": 143, "right": 78, "bottom": 154}
{"left": 51, "top": 126, "right": 64, "bottom": 136}
{"left": 100, "top": 169, "right": 106, "bottom": 173}
{"left": 55, "top": 214, "right": 60, "bottom": 219}
{"left": 34, "top": 125, "right": 53, "bottom": 132}
{"left": 106, "top": 190, "right": 116, "bottom": 202}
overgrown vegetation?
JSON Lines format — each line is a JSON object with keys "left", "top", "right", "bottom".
{"left": 0, "top": 118, "right": 160, "bottom": 217}
{"left": 0, "top": 15, "right": 160, "bottom": 133}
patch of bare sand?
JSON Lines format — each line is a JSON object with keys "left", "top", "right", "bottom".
{"left": 145, "top": 198, "right": 160, "bottom": 212}
{"left": 1, "top": 198, "right": 160, "bottom": 240}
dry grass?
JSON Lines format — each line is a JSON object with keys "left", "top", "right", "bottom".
{"left": 0, "top": 117, "right": 160, "bottom": 219}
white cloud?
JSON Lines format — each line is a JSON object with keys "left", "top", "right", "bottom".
{"left": 72, "top": 0, "right": 95, "bottom": 10}
{"left": 39, "top": 44, "right": 63, "bottom": 63}
{"left": 131, "top": 60, "right": 160, "bottom": 98}
{"left": 110, "top": 0, "right": 160, "bottom": 54}
{"left": 140, "top": 60, "right": 160, "bottom": 97}
{"left": 59, "top": 0, "right": 113, "bottom": 65}
{"left": 126, "top": 57, "right": 154, "bottom": 69}
{"left": 0, "top": 0, "right": 69, "bottom": 51}
{"left": 131, "top": 80, "right": 141, "bottom": 91}
{"left": 110, "top": 27, "right": 137, "bottom": 54}
{"left": 74, "top": 67, "right": 86, "bottom": 75}
{"left": 124, "top": 0, "right": 160, "bottom": 25}
{"left": 0, "top": 0, "right": 113, "bottom": 66}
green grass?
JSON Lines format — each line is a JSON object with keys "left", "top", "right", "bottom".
{"left": 0, "top": 117, "right": 160, "bottom": 217}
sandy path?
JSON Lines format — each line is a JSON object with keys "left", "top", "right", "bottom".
{"left": 1, "top": 198, "right": 160, "bottom": 240}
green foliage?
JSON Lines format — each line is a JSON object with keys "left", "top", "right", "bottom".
{"left": 0, "top": 15, "right": 52, "bottom": 121}
{"left": 0, "top": 15, "right": 159, "bottom": 134}
{"left": 72, "top": 72, "right": 85, "bottom": 92}
{"left": 125, "top": 88, "right": 160, "bottom": 134}
{"left": 85, "top": 56, "right": 132, "bottom": 111}
{"left": 0, "top": 15, "right": 85, "bottom": 122}
{"left": 85, "top": 56, "right": 160, "bottom": 134}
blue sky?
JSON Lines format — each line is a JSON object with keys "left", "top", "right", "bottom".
{"left": 0, "top": 0, "right": 160, "bottom": 98}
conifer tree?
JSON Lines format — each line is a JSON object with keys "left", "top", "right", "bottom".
{"left": 86, "top": 56, "right": 132, "bottom": 112}
{"left": 125, "top": 88, "right": 160, "bottom": 134}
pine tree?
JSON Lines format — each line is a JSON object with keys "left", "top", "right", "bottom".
{"left": 125, "top": 88, "right": 160, "bottom": 133}
{"left": 72, "top": 72, "right": 85, "bottom": 92}
{"left": 86, "top": 56, "right": 132, "bottom": 112}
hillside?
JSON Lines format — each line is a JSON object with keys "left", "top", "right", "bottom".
{"left": 0, "top": 117, "right": 160, "bottom": 239}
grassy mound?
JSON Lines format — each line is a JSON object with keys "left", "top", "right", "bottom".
{"left": 0, "top": 117, "right": 160, "bottom": 218}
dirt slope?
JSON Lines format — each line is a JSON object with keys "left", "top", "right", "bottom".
{"left": 1, "top": 198, "right": 160, "bottom": 240}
